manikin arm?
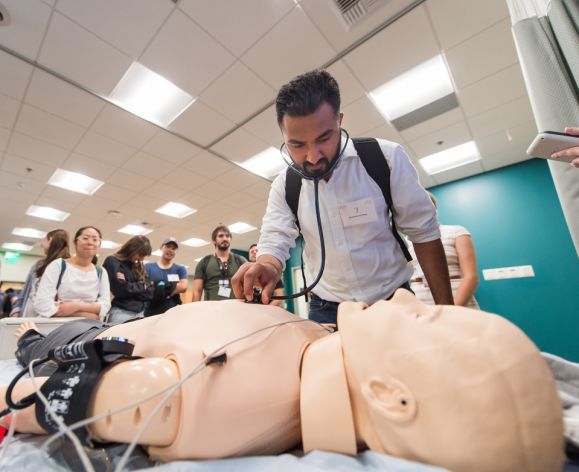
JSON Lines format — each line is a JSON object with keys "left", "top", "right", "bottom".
{"left": 413, "top": 239, "right": 453, "bottom": 305}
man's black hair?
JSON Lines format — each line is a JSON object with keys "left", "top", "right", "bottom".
{"left": 275, "top": 70, "right": 341, "bottom": 127}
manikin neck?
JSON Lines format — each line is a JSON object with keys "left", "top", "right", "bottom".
{"left": 300, "top": 333, "right": 358, "bottom": 455}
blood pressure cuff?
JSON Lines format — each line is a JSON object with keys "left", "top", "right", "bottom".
{"left": 35, "top": 337, "right": 135, "bottom": 445}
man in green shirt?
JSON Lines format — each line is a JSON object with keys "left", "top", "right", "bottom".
{"left": 192, "top": 226, "right": 247, "bottom": 301}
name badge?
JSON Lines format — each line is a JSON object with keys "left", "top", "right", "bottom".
{"left": 218, "top": 286, "right": 231, "bottom": 297}
{"left": 339, "top": 198, "right": 378, "bottom": 227}
{"left": 167, "top": 274, "right": 179, "bottom": 282}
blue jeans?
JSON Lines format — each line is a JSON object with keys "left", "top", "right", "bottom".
{"left": 308, "top": 283, "right": 413, "bottom": 328}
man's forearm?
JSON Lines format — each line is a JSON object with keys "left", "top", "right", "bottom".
{"left": 413, "top": 239, "right": 454, "bottom": 305}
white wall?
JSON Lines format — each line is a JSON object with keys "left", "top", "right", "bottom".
{"left": 0, "top": 253, "right": 42, "bottom": 283}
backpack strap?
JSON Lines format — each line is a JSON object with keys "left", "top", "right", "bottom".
{"left": 232, "top": 253, "right": 245, "bottom": 269}
{"left": 285, "top": 166, "right": 303, "bottom": 230}
{"left": 56, "top": 258, "right": 67, "bottom": 291}
{"left": 352, "top": 138, "right": 412, "bottom": 262}
{"left": 199, "top": 255, "right": 211, "bottom": 283}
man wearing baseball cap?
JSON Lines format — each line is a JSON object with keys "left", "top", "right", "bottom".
{"left": 145, "top": 237, "right": 188, "bottom": 315}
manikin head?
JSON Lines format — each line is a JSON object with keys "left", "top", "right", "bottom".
{"left": 276, "top": 70, "right": 344, "bottom": 178}
{"left": 301, "top": 290, "right": 564, "bottom": 472}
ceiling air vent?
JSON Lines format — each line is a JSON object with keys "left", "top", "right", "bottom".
{"left": 330, "top": 0, "right": 390, "bottom": 30}
{"left": 0, "top": 3, "right": 10, "bottom": 26}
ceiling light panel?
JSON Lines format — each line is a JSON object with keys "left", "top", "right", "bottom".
{"left": 369, "top": 55, "right": 454, "bottom": 121}
{"left": 100, "top": 240, "right": 120, "bottom": 249}
{"left": 181, "top": 237, "right": 210, "bottom": 247}
{"left": 110, "top": 62, "right": 196, "bottom": 127}
{"left": 419, "top": 141, "right": 481, "bottom": 175}
{"left": 48, "top": 169, "right": 104, "bottom": 195}
{"left": 118, "top": 224, "right": 152, "bottom": 236}
{"left": 12, "top": 228, "right": 46, "bottom": 239}
{"left": 26, "top": 205, "right": 71, "bottom": 222}
{"left": 155, "top": 202, "right": 197, "bottom": 219}
{"left": 151, "top": 249, "right": 163, "bottom": 257}
{"left": 2, "top": 242, "right": 34, "bottom": 251}
{"left": 228, "top": 222, "right": 257, "bottom": 234}
{"left": 237, "top": 147, "right": 285, "bottom": 179}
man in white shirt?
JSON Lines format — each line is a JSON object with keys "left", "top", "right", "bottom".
{"left": 232, "top": 70, "right": 453, "bottom": 325}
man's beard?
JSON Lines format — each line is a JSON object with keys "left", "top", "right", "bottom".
{"left": 217, "top": 241, "right": 230, "bottom": 250}
{"left": 302, "top": 157, "right": 330, "bottom": 178}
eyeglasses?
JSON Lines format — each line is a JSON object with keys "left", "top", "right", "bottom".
{"left": 219, "top": 261, "right": 229, "bottom": 277}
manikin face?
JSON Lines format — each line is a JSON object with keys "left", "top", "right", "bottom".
{"left": 161, "top": 242, "right": 177, "bottom": 261}
{"left": 249, "top": 246, "right": 258, "bottom": 262}
{"left": 281, "top": 102, "right": 343, "bottom": 178}
{"left": 336, "top": 291, "right": 564, "bottom": 472}
{"left": 214, "top": 231, "right": 231, "bottom": 251}
{"left": 75, "top": 227, "right": 101, "bottom": 257}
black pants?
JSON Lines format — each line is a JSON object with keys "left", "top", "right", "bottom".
{"left": 308, "top": 282, "right": 414, "bottom": 328}
{"left": 15, "top": 319, "right": 109, "bottom": 376}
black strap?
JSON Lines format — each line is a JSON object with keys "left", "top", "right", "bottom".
{"left": 284, "top": 138, "right": 412, "bottom": 262}
{"left": 352, "top": 138, "right": 412, "bottom": 262}
{"left": 56, "top": 258, "right": 67, "bottom": 292}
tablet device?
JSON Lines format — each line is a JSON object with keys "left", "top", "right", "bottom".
{"left": 526, "top": 131, "right": 579, "bottom": 163}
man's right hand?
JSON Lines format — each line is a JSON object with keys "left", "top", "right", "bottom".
{"left": 232, "top": 261, "right": 281, "bottom": 305}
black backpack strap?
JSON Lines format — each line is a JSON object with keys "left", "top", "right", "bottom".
{"left": 352, "top": 138, "right": 412, "bottom": 262}
{"left": 200, "top": 255, "right": 211, "bottom": 283}
{"left": 285, "top": 167, "right": 303, "bottom": 230}
{"left": 56, "top": 258, "right": 67, "bottom": 291}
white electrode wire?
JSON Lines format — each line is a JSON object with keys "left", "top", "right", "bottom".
{"left": 0, "top": 411, "right": 18, "bottom": 466}
{"left": 39, "top": 318, "right": 331, "bottom": 468}
{"left": 28, "top": 359, "right": 95, "bottom": 472}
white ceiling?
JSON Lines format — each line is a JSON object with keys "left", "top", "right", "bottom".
{"left": 0, "top": 0, "right": 539, "bottom": 271}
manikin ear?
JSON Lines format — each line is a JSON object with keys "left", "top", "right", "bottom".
{"left": 361, "top": 377, "right": 416, "bottom": 423}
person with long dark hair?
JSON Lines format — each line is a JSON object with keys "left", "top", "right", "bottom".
{"left": 33, "top": 226, "right": 110, "bottom": 320}
{"left": 103, "top": 235, "right": 153, "bottom": 324}
{"left": 10, "top": 229, "right": 70, "bottom": 317}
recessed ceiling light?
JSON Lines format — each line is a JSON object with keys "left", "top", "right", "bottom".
{"left": 155, "top": 202, "right": 197, "bottom": 219}
{"left": 181, "top": 237, "right": 210, "bottom": 247}
{"left": 237, "top": 147, "right": 286, "bottom": 179}
{"left": 419, "top": 141, "right": 480, "bottom": 175}
{"left": 152, "top": 249, "right": 163, "bottom": 257}
{"left": 228, "top": 222, "right": 257, "bottom": 234}
{"left": 101, "top": 240, "right": 120, "bottom": 249}
{"left": 369, "top": 55, "right": 454, "bottom": 121}
{"left": 12, "top": 227, "right": 46, "bottom": 239}
{"left": 194, "top": 257, "right": 203, "bottom": 262}
{"left": 110, "top": 62, "right": 196, "bottom": 127}
{"left": 118, "top": 224, "right": 152, "bottom": 236}
{"left": 26, "top": 205, "right": 70, "bottom": 222}
{"left": 2, "top": 242, "right": 33, "bottom": 251}
{"left": 48, "top": 169, "right": 104, "bottom": 195}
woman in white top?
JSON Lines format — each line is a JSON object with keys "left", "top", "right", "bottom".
{"left": 33, "top": 226, "right": 111, "bottom": 320}
{"left": 409, "top": 194, "right": 480, "bottom": 309}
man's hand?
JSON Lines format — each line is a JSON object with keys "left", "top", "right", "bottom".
{"left": 232, "top": 260, "right": 281, "bottom": 305}
{"left": 551, "top": 127, "right": 579, "bottom": 168}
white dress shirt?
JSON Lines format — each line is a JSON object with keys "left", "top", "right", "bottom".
{"left": 258, "top": 137, "right": 440, "bottom": 304}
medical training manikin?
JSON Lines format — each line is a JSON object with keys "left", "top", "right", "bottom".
{"left": 1, "top": 291, "right": 565, "bottom": 471}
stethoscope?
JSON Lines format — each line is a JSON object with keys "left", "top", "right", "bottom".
{"left": 267, "top": 128, "right": 350, "bottom": 302}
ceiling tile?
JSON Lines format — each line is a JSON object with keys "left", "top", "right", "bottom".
{"left": 343, "top": 5, "right": 439, "bottom": 90}
{"left": 15, "top": 104, "right": 86, "bottom": 150}
{"left": 445, "top": 18, "right": 518, "bottom": 89}
{"left": 213, "top": 166, "right": 265, "bottom": 191}
{"left": 37, "top": 185, "right": 88, "bottom": 210}
{"left": 476, "top": 120, "right": 537, "bottom": 161}
{"left": 326, "top": 60, "right": 366, "bottom": 107}
{"left": 159, "top": 168, "right": 208, "bottom": 191}
{"left": 0, "top": 93, "right": 20, "bottom": 129}
{"left": 168, "top": 101, "right": 234, "bottom": 147}
{"left": 210, "top": 128, "right": 270, "bottom": 163}
{"left": 25, "top": 68, "right": 105, "bottom": 127}
{"left": 243, "top": 179, "right": 273, "bottom": 200}
{"left": 482, "top": 152, "right": 532, "bottom": 172}
{"left": 0, "top": 0, "right": 52, "bottom": 59}
{"left": 426, "top": 0, "right": 509, "bottom": 50}
{"left": 219, "top": 191, "right": 261, "bottom": 211}
{"left": 38, "top": 12, "right": 132, "bottom": 96}
{"left": 74, "top": 131, "right": 137, "bottom": 167}
{"left": 342, "top": 96, "right": 386, "bottom": 137}
{"left": 242, "top": 105, "right": 282, "bottom": 147}
{"left": 62, "top": 152, "right": 117, "bottom": 181}
{"left": 182, "top": 150, "right": 237, "bottom": 179}
{"left": 179, "top": 0, "right": 295, "bottom": 57}
{"left": 200, "top": 61, "right": 276, "bottom": 124}
{"left": 142, "top": 130, "right": 202, "bottom": 165}
{"left": 0, "top": 127, "right": 9, "bottom": 152}
{"left": 430, "top": 160, "right": 485, "bottom": 186}
{"left": 241, "top": 7, "right": 335, "bottom": 89}
{"left": 124, "top": 194, "right": 160, "bottom": 211}
{"left": 122, "top": 151, "right": 174, "bottom": 179}
{"left": 91, "top": 104, "right": 159, "bottom": 148}
{"left": 467, "top": 96, "right": 534, "bottom": 140}
{"left": 140, "top": 9, "right": 235, "bottom": 96}
{"left": 0, "top": 50, "right": 34, "bottom": 100}
{"left": 142, "top": 180, "right": 186, "bottom": 201}
{"left": 1, "top": 153, "right": 57, "bottom": 183}
{"left": 0, "top": 170, "right": 46, "bottom": 197}
{"left": 94, "top": 183, "right": 137, "bottom": 204}
{"left": 458, "top": 63, "right": 527, "bottom": 117}
{"left": 364, "top": 122, "right": 404, "bottom": 144}
{"left": 193, "top": 179, "right": 238, "bottom": 200}
{"left": 300, "top": 0, "right": 419, "bottom": 53}
{"left": 400, "top": 108, "right": 464, "bottom": 142}
{"left": 407, "top": 121, "right": 472, "bottom": 158}
{"left": 106, "top": 168, "right": 155, "bottom": 193}
{"left": 7, "top": 131, "right": 69, "bottom": 167}
{"left": 56, "top": 0, "right": 174, "bottom": 57}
